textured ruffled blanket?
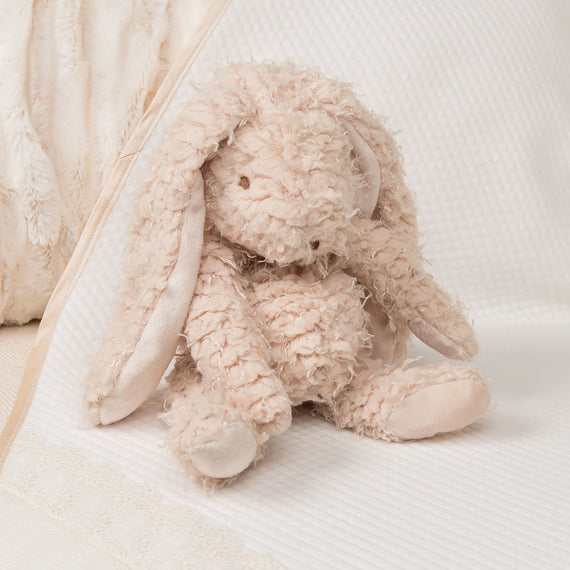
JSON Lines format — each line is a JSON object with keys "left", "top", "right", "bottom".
{"left": 0, "top": 0, "right": 208, "bottom": 325}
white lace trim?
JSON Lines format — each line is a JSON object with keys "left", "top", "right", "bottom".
{"left": 0, "top": 429, "right": 283, "bottom": 569}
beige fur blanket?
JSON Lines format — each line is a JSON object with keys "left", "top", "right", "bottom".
{"left": 0, "top": 0, "right": 206, "bottom": 325}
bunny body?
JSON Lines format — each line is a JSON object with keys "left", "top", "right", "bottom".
{"left": 248, "top": 266, "right": 368, "bottom": 406}
{"left": 85, "top": 63, "right": 490, "bottom": 485}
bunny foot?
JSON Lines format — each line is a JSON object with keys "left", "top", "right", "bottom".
{"left": 385, "top": 376, "right": 489, "bottom": 440}
{"left": 165, "top": 395, "right": 262, "bottom": 483}
{"left": 320, "top": 360, "right": 490, "bottom": 441}
{"left": 190, "top": 421, "right": 258, "bottom": 479}
{"left": 163, "top": 370, "right": 263, "bottom": 483}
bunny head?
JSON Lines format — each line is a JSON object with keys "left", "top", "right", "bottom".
{"left": 84, "top": 62, "right": 417, "bottom": 426}
{"left": 202, "top": 77, "right": 383, "bottom": 266}
{"left": 204, "top": 113, "right": 354, "bottom": 265}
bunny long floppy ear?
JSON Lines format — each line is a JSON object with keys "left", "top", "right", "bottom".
{"left": 84, "top": 73, "right": 255, "bottom": 425}
{"left": 314, "top": 76, "right": 478, "bottom": 360}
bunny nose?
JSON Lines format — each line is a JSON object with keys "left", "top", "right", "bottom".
{"left": 310, "top": 240, "right": 320, "bottom": 250}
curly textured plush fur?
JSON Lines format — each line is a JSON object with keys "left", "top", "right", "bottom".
{"left": 85, "top": 62, "right": 490, "bottom": 486}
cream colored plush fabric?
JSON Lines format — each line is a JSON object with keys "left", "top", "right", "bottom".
{"left": 0, "top": 0, "right": 210, "bottom": 325}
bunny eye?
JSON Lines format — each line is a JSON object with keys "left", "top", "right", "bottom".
{"left": 238, "top": 176, "right": 250, "bottom": 189}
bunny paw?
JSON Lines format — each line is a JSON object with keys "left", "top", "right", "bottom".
{"left": 190, "top": 421, "right": 258, "bottom": 479}
{"left": 409, "top": 317, "right": 479, "bottom": 361}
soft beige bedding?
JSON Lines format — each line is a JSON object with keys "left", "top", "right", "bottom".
{"left": 0, "top": 323, "right": 38, "bottom": 432}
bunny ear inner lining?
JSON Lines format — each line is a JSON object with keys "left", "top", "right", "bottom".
{"left": 98, "top": 175, "right": 206, "bottom": 425}
{"left": 341, "top": 120, "right": 381, "bottom": 218}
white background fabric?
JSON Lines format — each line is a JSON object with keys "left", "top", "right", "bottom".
{"left": 2, "top": 1, "right": 569, "bottom": 568}
{"left": 189, "top": 0, "right": 570, "bottom": 324}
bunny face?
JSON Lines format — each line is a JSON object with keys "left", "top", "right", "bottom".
{"left": 203, "top": 109, "right": 358, "bottom": 265}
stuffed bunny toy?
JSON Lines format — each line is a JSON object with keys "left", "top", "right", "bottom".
{"left": 84, "top": 62, "right": 490, "bottom": 485}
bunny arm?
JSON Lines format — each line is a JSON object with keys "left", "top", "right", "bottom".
{"left": 181, "top": 232, "right": 292, "bottom": 439}
{"left": 163, "top": 349, "right": 262, "bottom": 484}
{"left": 346, "top": 217, "right": 478, "bottom": 360}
